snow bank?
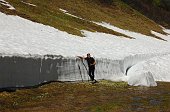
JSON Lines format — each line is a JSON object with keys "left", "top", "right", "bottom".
{"left": 1, "top": 12, "right": 170, "bottom": 87}
{"left": 128, "top": 71, "right": 157, "bottom": 87}
{"left": 0, "top": 53, "right": 168, "bottom": 88}
{"left": 0, "top": 55, "right": 122, "bottom": 88}
{"left": 127, "top": 54, "right": 170, "bottom": 86}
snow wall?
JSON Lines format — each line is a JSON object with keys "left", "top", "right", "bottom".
{"left": 0, "top": 53, "right": 168, "bottom": 88}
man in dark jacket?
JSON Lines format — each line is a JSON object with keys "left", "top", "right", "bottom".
{"left": 77, "top": 53, "right": 97, "bottom": 83}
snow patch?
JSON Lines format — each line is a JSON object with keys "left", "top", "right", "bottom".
{"left": 159, "top": 25, "right": 170, "bottom": 35}
{"left": 59, "top": 8, "right": 84, "bottom": 20}
{"left": 164, "top": 29, "right": 170, "bottom": 35}
{"left": 151, "top": 30, "right": 170, "bottom": 41}
{"left": 94, "top": 22, "right": 169, "bottom": 41}
{"left": 59, "top": 8, "right": 67, "bottom": 13}
{"left": 0, "top": 0, "right": 15, "bottom": 10}
{"left": 21, "top": 1, "right": 36, "bottom": 7}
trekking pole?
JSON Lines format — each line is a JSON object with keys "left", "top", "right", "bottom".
{"left": 81, "top": 59, "right": 90, "bottom": 81}
{"left": 76, "top": 58, "right": 83, "bottom": 82}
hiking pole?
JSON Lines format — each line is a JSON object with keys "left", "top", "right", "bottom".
{"left": 80, "top": 59, "right": 90, "bottom": 82}
{"left": 76, "top": 58, "right": 83, "bottom": 82}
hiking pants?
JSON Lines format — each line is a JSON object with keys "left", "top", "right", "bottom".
{"left": 88, "top": 66, "right": 95, "bottom": 81}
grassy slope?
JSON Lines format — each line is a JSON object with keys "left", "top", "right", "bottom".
{"left": 0, "top": 0, "right": 166, "bottom": 39}
{"left": 122, "top": 0, "right": 170, "bottom": 29}
{"left": 0, "top": 81, "right": 170, "bottom": 112}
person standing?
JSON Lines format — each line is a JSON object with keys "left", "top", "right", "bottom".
{"left": 77, "top": 53, "right": 97, "bottom": 83}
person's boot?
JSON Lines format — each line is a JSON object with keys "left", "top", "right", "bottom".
{"left": 91, "top": 79, "right": 97, "bottom": 84}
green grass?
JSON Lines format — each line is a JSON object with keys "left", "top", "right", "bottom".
{"left": 0, "top": 0, "right": 167, "bottom": 40}
{"left": 0, "top": 81, "right": 170, "bottom": 112}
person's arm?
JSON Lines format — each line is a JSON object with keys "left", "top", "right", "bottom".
{"left": 93, "top": 61, "right": 96, "bottom": 65}
{"left": 91, "top": 61, "right": 96, "bottom": 66}
{"left": 77, "top": 56, "right": 86, "bottom": 60}
{"left": 90, "top": 58, "right": 96, "bottom": 66}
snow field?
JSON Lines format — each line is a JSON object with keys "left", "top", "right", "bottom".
{"left": 0, "top": 11, "right": 170, "bottom": 87}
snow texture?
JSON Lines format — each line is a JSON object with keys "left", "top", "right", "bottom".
{"left": 0, "top": 0, "right": 15, "bottom": 10}
{"left": 128, "top": 71, "right": 157, "bottom": 87}
{"left": 1, "top": 12, "right": 170, "bottom": 59}
{"left": 0, "top": 12, "right": 170, "bottom": 87}
{"left": 127, "top": 54, "right": 170, "bottom": 83}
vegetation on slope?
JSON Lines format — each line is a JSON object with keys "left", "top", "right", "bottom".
{"left": 122, "top": 0, "right": 170, "bottom": 28}
{"left": 0, "top": 0, "right": 167, "bottom": 39}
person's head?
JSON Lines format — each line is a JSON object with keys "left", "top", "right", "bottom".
{"left": 87, "top": 53, "right": 91, "bottom": 58}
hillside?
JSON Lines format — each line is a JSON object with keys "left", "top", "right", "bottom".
{"left": 122, "top": 0, "right": 170, "bottom": 28}
{"left": 0, "top": 0, "right": 167, "bottom": 39}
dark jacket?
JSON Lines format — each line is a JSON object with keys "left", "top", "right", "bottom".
{"left": 85, "top": 57, "right": 95, "bottom": 68}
